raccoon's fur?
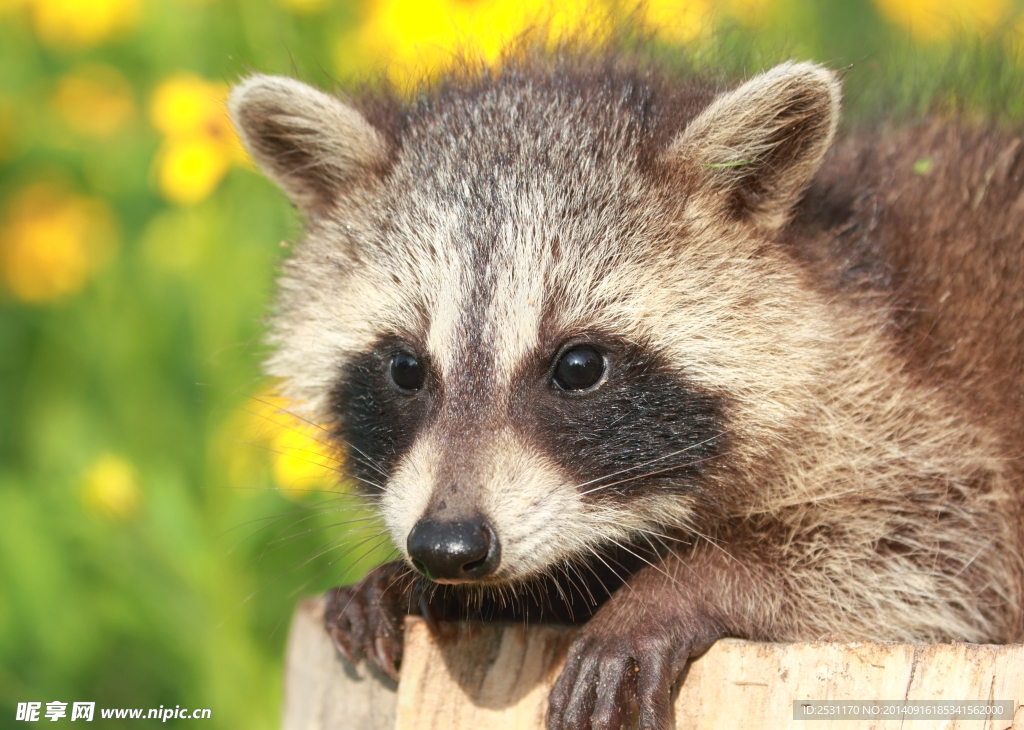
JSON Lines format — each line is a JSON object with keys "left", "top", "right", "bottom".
{"left": 229, "top": 41, "right": 1024, "bottom": 730}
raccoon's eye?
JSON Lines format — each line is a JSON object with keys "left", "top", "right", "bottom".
{"left": 553, "top": 347, "right": 605, "bottom": 391}
{"left": 390, "top": 351, "right": 425, "bottom": 391}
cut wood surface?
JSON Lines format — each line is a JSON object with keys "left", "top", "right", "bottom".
{"left": 282, "top": 599, "right": 397, "bottom": 730}
{"left": 282, "top": 598, "right": 1023, "bottom": 730}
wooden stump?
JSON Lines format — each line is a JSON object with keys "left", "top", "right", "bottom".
{"left": 282, "top": 598, "right": 1024, "bottom": 730}
{"left": 282, "top": 599, "right": 397, "bottom": 730}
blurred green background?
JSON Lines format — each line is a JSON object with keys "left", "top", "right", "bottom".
{"left": 1, "top": 0, "right": 1023, "bottom": 726}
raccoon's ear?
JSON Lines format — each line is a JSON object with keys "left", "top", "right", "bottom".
{"left": 228, "top": 75, "right": 388, "bottom": 215}
{"left": 668, "top": 61, "right": 840, "bottom": 230}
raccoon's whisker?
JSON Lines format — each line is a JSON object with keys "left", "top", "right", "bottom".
{"left": 553, "top": 574, "right": 577, "bottom": 622}
{"left": 228, "top": 501, "right": 368, "bottom": 552}
{"left": 456, "top": 585, "right": 470, "bottom": 621}
{"left": 459, "top": 585, "right": 475, "bottom": 623}
{"left": 629, "top": 525, "right": 688, "bottom": 546}
{"left": 570, "top": 431, "right": 726, "bottom": 493}
{"left": 494, "top": 583, "right": 509, "bottom": 613}
{"left": 224, "top": 500, "right": 351, "bottom": 544}
{"left": 672, "top": 525, "right": 758, "bottom": 586}
{"left": 480, "top": 585, "right": 491, "bottom": 618}
{"left": 320, "top": 532, "right": 392, "bottom": 587}
{"left": 514, "top": 582, "right": 527, "bottom": 618}
{"left": 374, "top": 562, "right": 409, "bottom": 595}
{"left": 302, "top": 489, "right": 382, "bottom": 502}
{"left": 377, "top": 562, "right": 413, "bottom": 603}
{"left": 335, "top": 452, "right": 394, "bottom": 485}
{"left": 473, "top": 585, "right": 483, "bottom": 618}
{"left": 228, "top": 508, "right": 380, "bottom": 556}
{"left": 245, "top": 395, "right": 342, "bottom": 446}
{"left": 271, "top": 443, "right": 350, "bottom": 471}
{"left": 562, "top": 559, "right": 595, "bottom": 609}
{"left": 243, "top": 520, "right": 383, "bottom": 573}
{"left": 290, "top": 542, "right": 391, "bottom": 602}
{"left": 215, "top": 484, "right": 376, "bottom": 499}
{"left": 241, "top": 402, "right": 346, "bottom": 462}
{"left": 619, "top": 514, "right": 734, "bottom": 575}
{"left": 230, "top": 438, "right": 368, "bottom": 487}
{"left": 602, "top": 537, "right": 683, "bottom": 593}
{"left": 228, "top": 530, "right": 369, "bottom": 618}
{"left": 246, "top": 396, "right": 393, "bottom": 481}
{"left": 512, "top": 585, "right": 525, "bottom": 622}
{"left": 379, "top": 547, "right": 401, "bottom": 565}
{"left": 579, "top": 453, "right": 725, "bottom": 496}
{"left": 333, "top": 537, "right": 394, "bottom": 587}
{"left": 327, "top": 468, "right": 388, "bottom": 491}
{"left": 265, "top": 515, "right": 385, "bottom": 550}
{"left": 422, "top": 579, "right": 440, "bottom": 614}
{"left": 309, "top": 491, "right": 383, "bottom": 505}
{"left": 263, "top": 498, "right": 380, "bottom": 528}
{"left": 601, "top": 539, "right": 655, "bottom": 583}
{"left": 632, "top": 528, "right": 667, "bottom": 560}
{"left": 521, "top": 576, "right": 544, "bottom": 619}
{"left": 547, "top": 563, "right": 579, "bottom": 620}
{"left": 293, "top": 534, "right": 392, "bottom": 600}
{"left": 577, "top": 547, "right": 623, "bottom": 599}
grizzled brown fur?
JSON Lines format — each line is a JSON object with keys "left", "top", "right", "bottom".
{"left": 794, "top": 124, "right": 1024, "bottom": 434}
{"left": 229, "top": 40, "right": 1024, "bottom": 730}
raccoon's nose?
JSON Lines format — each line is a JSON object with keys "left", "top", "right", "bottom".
{"left": 406, "top": 517, "right": 500, "bottom": 582}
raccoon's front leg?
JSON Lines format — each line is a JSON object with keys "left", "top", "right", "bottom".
{"left": 547, "top": 551, "right": 766, "bottom": 730}
{"left": 323, "top": 560, "right": 417, "bottom": 680}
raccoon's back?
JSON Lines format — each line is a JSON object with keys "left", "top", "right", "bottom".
{"left": 788, "top": 121, "right": 1024, "bottom": 441}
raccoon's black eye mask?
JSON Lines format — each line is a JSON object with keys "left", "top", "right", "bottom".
{"left": 334, "top": 333, "right": 725, "bottom": 503}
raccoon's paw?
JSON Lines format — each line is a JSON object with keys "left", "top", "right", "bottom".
{"left": 546, "top": 610, "right": 716, "bottom": 730}
{"left": 323, "top": 561, "right": 413, "bottom": 681}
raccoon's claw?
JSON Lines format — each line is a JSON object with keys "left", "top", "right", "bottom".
{"left": 547, "top": 605, "right": 718, "bottom": 730}
{"left": 547, "top": 632, "right": 679, "bottom": 730}
{"left": 323, "top": 561, "right": 412, "bottom": 681}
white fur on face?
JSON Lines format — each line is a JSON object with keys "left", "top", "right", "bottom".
{"left": 380, "top": 427, "right": 649, "bottom": 582}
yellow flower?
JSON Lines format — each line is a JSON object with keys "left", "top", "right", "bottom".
{"left": 82, "top": 454, "right": 141, "bottom": 520}
{"left": 872, "top": 0, "right": 1010, "bottom": 41}
{"left": 150, "top": 74, "right": 228, "bottom": 138}
{"left": 271, "top": 425, "right": 340, "bottom": 495}
{"left": 0, "top": 183, "right": 118, "bottom": 303}
{"left": 27, "top": 0, "right": 140, "bottom": 50}
{"left": 644, "top": 0, "right": 715, "bottom": 42}
{"left": 237, "top": 392, "right": 341, "bottom": 498}
{"left": 149, "top": 73, "right": 247, "bottom": 205}
{"left": 339, "top": 0, "right": 612, "bottom": 84}
{"left": 52, "top": 64, "right": 136, "bottom": 138}
{"left": 341, "top": 0, "right": 469, "bottom": 82}
{"left": 156, "top": 136, "right": 232, "bottom": 206}
{"left": 340, "top": 0, "right": 764, "bottom": 83}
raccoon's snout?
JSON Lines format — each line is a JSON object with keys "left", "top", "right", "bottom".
{"left": 406, "top": 517, "right": 501, "bottom": 583}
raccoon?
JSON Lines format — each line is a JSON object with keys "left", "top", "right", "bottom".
{"left": 229, "top": 41, "right": 1024, "bottom": 730}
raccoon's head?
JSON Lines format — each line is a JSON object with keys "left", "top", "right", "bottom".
{"left": 230, "top": 56, "right": 841, "bottom": 586}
